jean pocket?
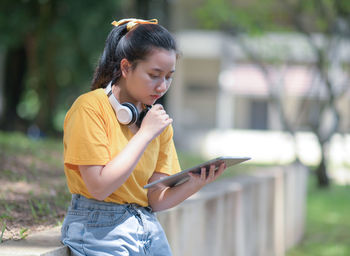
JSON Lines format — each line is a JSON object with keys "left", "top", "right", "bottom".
{"left": 66, "top": 222, "right": 85, "bottom": 240}
{"left": 87, "top": 209, "right": 129, "bottom": 228}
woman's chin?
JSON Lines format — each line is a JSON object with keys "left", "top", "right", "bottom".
{"left": 146, "top": 99, "right": 158, "bottom": 106}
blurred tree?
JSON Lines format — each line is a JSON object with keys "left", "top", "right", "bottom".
{"left": 0, "top": 0, "right": 125, "bottom": 135}
{"left": 196, "top": 0, "right": 350, "bottom": 187}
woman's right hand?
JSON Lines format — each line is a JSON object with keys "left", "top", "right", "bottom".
{"left": 79, "top": 105, "right": 172, "bottom": 201}
{"left": 139, "top": 104, "right": 173, "bottom": 140}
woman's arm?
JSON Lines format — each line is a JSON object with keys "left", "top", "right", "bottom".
{"left": 147, "top": 163, "right": 226, "bottom": 212}
{"left": 79, "top": 104, "right": 172, "bottom": 201}
{"left": 79, "top": 131, "right": 152, "bottom": 200}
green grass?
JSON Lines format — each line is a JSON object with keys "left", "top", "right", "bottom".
{"left": 287, "top": 178, "right": 350, "bottom": 256}
{"left": 0, "top": 131, "right": 62, "bottom": 152}
{"left": 0, "top": 220, "right": 6, "bottom": 243}
{"left": 0, "top": 131, "right": 63, "bottom": 166}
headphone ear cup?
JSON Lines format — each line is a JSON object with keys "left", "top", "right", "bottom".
{"left": 121, "top": 102, "right": 139, "bottom": 125}
{"left": 136, "top": 105, "right": 151, "bottom": 128}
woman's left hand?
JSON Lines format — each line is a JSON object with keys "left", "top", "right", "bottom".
{"left": 147, "top": 162, "right": 226, "bottom": 212}
{"left": 187, "top": 162, "right": 226, "bottom": 190}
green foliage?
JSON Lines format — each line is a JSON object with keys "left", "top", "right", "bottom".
{"left": 195, "top": 0, "right": 350, "bottom": 33}
{"left": 17, "top": 89, "right": 40, "bottom": 120}
{"left": 194, "top": 0, "right": 289, "bottom": 33}
{"left": 0, "top": 0, "right": 126, "bottom": 132}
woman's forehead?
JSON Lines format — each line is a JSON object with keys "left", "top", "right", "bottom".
{"left": 140, "top": 49, "right": 176, "bottom": 70}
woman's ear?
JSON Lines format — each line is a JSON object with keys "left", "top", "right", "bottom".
{"left": 120, "top": 58, "right": 132, "bottom": 78}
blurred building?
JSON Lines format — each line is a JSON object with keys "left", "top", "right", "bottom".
{"left": 163, "top": 3, "right": 350, "bottom": 153}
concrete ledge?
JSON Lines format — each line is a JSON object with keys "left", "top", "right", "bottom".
{"left": 0, "top": 227, "right": 69, "bottom": 256}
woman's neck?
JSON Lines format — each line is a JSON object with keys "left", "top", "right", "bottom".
{"left": 112, "top": 84, "right": 142, "bottom": 111}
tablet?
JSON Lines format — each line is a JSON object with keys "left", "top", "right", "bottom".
{"left": 144, "top": 156, "right": 251, "bottom": 189}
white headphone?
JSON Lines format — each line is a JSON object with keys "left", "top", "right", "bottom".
{"left": 105, "top": 81, "right": 139, "bottom": 125}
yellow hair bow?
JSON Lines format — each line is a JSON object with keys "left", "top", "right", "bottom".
{"left": 111, "top": 18, "right": 158, "bottom": 31}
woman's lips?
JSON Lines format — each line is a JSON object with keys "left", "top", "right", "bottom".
{"left": 151, "top": 95, "right": 161, "bottom": 100}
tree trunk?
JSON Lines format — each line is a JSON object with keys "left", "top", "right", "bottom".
{"left": 315, "top": 147, "right": 330, "bottom": 188}
{"left": 0, "top": 46, "right": 27, "bottom": 131}
{"left": 33, "top": 39, "right": 57, "bottom": 135}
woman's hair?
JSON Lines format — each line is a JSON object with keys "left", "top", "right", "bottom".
{"left": 91, "top": 23, "right": 177, "bottom": 90}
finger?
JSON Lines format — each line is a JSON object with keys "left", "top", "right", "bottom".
{"left": 214, "top": 163, "right": 226, "bottom": 178}
{"left": 153, "top": 104, "right": 163, "bottom": 110}
{"left": 165, "top": 118, "right": 173, "bottom": 126}
{"left": 161, "top": 116, "right": 172, "bottom": 126}
{"left": 200, "top": 167, "right": 206, "bottom": 180}
{"left": 188, "top": 172, "right": 200, "bottom": 179}
{"left": 208, "top": 164, "right": 216, "bottom": 180}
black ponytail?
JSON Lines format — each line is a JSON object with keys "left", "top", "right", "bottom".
{"left": 91, "top": 23, "right": 177, "bottom": 90}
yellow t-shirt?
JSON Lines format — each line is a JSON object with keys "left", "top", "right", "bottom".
{"left": 63, "top": 88, "right": 181, "bottom": 206}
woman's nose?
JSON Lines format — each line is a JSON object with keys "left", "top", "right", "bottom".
{"left": 156, "top": 78, "right": 168, "bottom": 92}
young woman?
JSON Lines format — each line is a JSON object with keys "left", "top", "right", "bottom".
{"left": 61, "top": 18, "right": 226, "bottom": 256}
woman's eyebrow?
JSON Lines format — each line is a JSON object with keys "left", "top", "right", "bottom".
{"left": 151, "top": 68, "right": 175, "bottom": 73}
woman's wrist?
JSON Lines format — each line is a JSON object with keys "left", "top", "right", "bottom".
{"left": 136, "top": 127, "right": 156, "bottom": 143}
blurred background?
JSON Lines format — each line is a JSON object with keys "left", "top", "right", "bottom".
{"left": 0, "top": 0, "right": 350, "bottom": 254}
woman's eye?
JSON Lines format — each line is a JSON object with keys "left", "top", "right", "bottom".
{"left": 149, "top": 74, "right": 159, "bottom": 79}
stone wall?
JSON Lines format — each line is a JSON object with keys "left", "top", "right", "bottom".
{"left": 157, "top": 163, "right": 308, "bottom": 256}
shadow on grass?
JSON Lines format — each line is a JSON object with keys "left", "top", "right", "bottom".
{"left": 0, "top": 131, "right": 70, "bottom": 242}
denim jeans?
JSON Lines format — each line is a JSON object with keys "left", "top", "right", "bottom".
{"left": 61, "top": 194, "right": 172, "bottom": 256}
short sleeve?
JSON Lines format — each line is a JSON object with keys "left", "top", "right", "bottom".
{"left": 155, "top": 125, "right": 181, "bottom": 175}
{"left": 64, "top": 105, "right": 110, "bottom": 166}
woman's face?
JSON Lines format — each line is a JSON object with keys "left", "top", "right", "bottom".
{"left": 120, "top": 48, "right": 176, "bottom": 107}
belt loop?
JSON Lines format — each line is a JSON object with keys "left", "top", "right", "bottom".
{"left": 71, "top": 194, "right": 77, "bottom": 209}
{"left": 146, "top": 206, "right": 153, "bottom": 213}
{"left": 126, "top": 204, "right": 134, "bottom": 215}
{"left": 126, "top": 204, "right": 141, "bottom": 219}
